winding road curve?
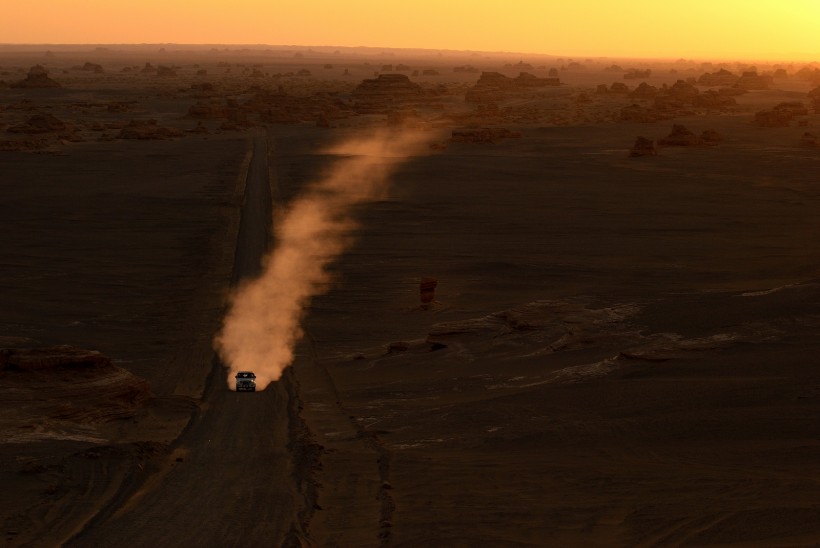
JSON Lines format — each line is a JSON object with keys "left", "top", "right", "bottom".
{"left": 70, "top": 135, "right": 306, "bottom": 547}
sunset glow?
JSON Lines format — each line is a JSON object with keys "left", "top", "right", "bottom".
{"left": 3, "top": 0, "right": 819, "bottom": 61}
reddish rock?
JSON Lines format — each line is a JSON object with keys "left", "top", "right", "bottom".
{"left": 156, "top": 65, "right": 177, "bottom": 77}
{"left": 451, "top": 127, "right": 522, "bottom": 144}
{"left": 0, "top": 345, "right": 151, "bottom": 423}
{"left": 658, "top": 124, "right": 702, "bottom": 146}
{"left": 81, "top": 62, "right": 104, "bottom": 73}
{"left": 800, "top": 132, "right": 818, "bottom": 147}
{"left": 353, "top": 73, "right": 424, "bottom": 112}
{"left": 754, "top": 103, "right": 806, "bottom": 127}
{"left": 620, "top": 104, "right": 665, "bottom": 122}
{"left": 697, "top": 69, "right": 738, "bottom": 87}
{"left": 10, "top": 65, "right": 61, "bottom": 88}
{"left": 467, "top": 71, "right": 559, "bottom": 101}
{"left": 735, "top": 71, "right": 772, "bottom": 90}
{"left": 118, "top": 119, "right": 183, "bottom": 139}
{"left": 8, "top": 114, "right": 67, "bottom": 134}
{"left": 629, "top": 136, "right": 657, "bottom": 157}
{"left": 693, "top": 90, "right": 737, "bottom": 109}
{"left": 609, "top": 82, "right": 630, "bottom": 94}
{"left": 701, "top": 129, "right": 723, "bottom": 145}
{"left": 630, "top": 82, "right": 658, "bottom": 99}
{"left": 624, "top": 68, "right": 651, "bottom": 79}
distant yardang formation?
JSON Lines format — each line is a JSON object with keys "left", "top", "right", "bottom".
{"left": 11, "top": 65, "right": 61, "bottom": 88}
{"left": 466, "top": 71, "right": 560, "bottom": 102}
{"left": 352, "top": 73, "right": 424, "bottom": 113}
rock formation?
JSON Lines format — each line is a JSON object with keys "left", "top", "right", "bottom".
{"left": 624, "top": 69, "right": 651, "bottom": 79}
{"left": 800, "top": 132, "right": 818, "bottom": 147}
{"left": 629, "top": 136, "right": 657, "bottom": 157}
{"left": 697, "top": 69, "right": 738, "bottom": 87}
{"left": 81, "top": 62, "right": 104, "bottom": 73}
{"left": 0, "top": 345, "right": 151, "bottom": 429}
{"left": 10, "top": 65, "right": 61, "bottom": 88}
{"left": 692, "top": 90, "right": 737, "bottom": 109}
{"left": 353, "top": 73, "right": 424, "bottom": 112}
{"left": 118, "top": 119, "right": 183, "bottom": 139}
{"left": 8, "top": 114, "right": 67, "bottom": 134}
{"left": 754, "top": 102, "right": 807, "bottom": 127}
{"left": 658, "top": 124, "right": 702, "bottom": 146}
{"left": 451, "top": 127, "right": 522, "bottom": 144}
{"left": 620, "top": 104, "right": 666, "bottom": 123}
{"left": 700, "top": 129, "right": 723, "bottom": 145}
{"left": 609, "top": 82, "right": 630, "bottom": 94}
{"left": 630, "top": 82, "right": 658, "bottom": 99}
{"left": 465, "top": 71, "right": 559, "bottom": 103}
{"left": 735, "top": 71, "right": 772, "bottom": 90}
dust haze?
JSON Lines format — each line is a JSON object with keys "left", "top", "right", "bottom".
{"left": 214, "top": 129, "right": 431, "bottom": 390}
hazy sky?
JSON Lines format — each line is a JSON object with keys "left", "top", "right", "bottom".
{"left": 4, "top": 0, "right": 819, "bottom": 61}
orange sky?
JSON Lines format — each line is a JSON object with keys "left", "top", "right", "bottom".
{"left": 3, "top": 0, "right": 819, "bottom": 61}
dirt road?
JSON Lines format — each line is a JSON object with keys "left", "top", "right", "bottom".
{"left": 70, "top": 135, "right": 307, "bottom": 547}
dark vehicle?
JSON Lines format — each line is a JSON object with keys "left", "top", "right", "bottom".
{"left": 235, "top": 371, "right": 257, "bottom": 392}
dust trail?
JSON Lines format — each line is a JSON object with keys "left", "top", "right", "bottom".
{"left": 216, "top": 129, "right": 431, "bottom": 390}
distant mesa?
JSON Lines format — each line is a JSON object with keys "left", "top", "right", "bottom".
{"left": 808, "top": 86, "right": 820, "bottom": 112}
{"left": 629, "top": 136, "right": 657, "bottom": 157}
{"left": 630, "top": 82, "right": 659, "bottom": 99}
{"left": 465, "top": 71, "right": 560, "bottom": 103}
{"left": 735, "top": 70, "right": 772, "bottom": 90}
{"left": 658, "top": 124, "right": 702, "bottom": 146}
{"left": 156, "top": 65, "right": 177, "bottom": 77}
{"left": 505, "top": 61, "right": 534, "bottom": 71}
{"left": 118, "top": 119, "right": 183, "bottom": 140}
{"left": 80, "top": 61, "right": 104, "bottom": 73}
{"left": 10, "top": 64, "right": 61, "bottom": 88}
{"left": 453, "top": 65, "right": 480, "bottom": 73}
{"left": 700, "top": 129, "right": 723, "bottom": 145}
{"left": 801, "top": 132, "right": 818, "bottom": 147}
{"left": 754, "top": 102, "right": 808, "bottom": 127}
{"left": 692, "top": 90, "right": 737, "bottom": 109}
{"left": 623, "top": 68, "right": 651, "bottom": 80}
{"left": 697, "top": 69, "right": 738, "bottom": 87}
{"left": 608, "top": 82, "right": 630, "bottom": 94}
{"left": 451, "top": 127, "right": 521, "bottom": 144}
{"left": 141, "top": 62, "right": 156, "bottom": 73}
{"left": 352, "top": 73, "right": 424, "bottom": 113}
{"left": 8, "top": 113, "right": 67, "bottom": 134}
{"left": 620, "top": 104, "right": 667, "bottom": 123}
{"left": 422, "top": 69, "right": 439, "bottom": 76}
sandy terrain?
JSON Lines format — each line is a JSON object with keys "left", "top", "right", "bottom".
{"left": 1, "top": 44, "right": 820, "bottom": 546}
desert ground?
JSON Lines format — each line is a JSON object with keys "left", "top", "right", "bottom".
{"left": 1, "top": 44, "right": 820, "bottom": 546}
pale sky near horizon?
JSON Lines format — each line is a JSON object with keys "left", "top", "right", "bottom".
{"left": 3, "top": 0, "right": 819, "bottom": 62}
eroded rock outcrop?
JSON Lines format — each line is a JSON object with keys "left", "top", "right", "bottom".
{"left": 8, "top": 114, "right": 67, "bottom": 134}
{"left": 630, "top": 82, "right": 658, "bottom": 99}
{"left": 353, "top": 73, "right": 424, "bottom": 112}
{"left": 0, "top": 345, "right": 151, "bottom": 429}
{"left": 755, "top": 102, "right": 807, "bottom": 127}
{"left": 451, "top": 127, "right": 521, "bottom": 144}
{"left": 735, "top": 71, "right": 772, "bottom": 90}
{"left": 697, "top": 69, "right": 738, "bottom": 87}
{"left": 466, "top": 71, "right": 560, "bottom": 103}
{"left": 658, "top": 124, "right": 702, "bottom": 146}
{"left": 11, "top": 65, "right": 61, "bottom": 88}
{"left": 799, "top": 132, "right": 818, "bottom": 147}
{"left": 629, "top": 136, "right": 657, "bottom": 157}
{"left": 118, "top": 119, "right": 183, "bottom": 139}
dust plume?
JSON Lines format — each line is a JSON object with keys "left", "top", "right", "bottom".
{"left": 215, "top": 129, "right": 431, "bottom": 390}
